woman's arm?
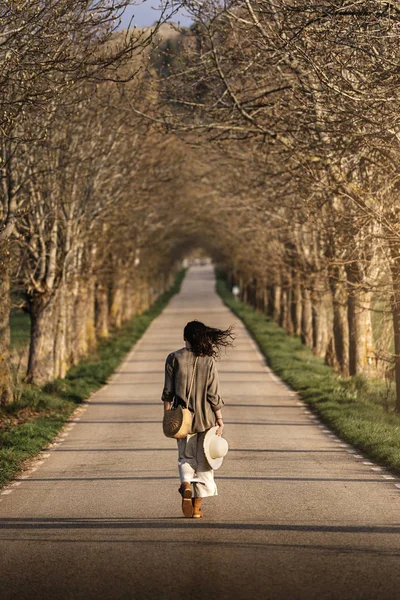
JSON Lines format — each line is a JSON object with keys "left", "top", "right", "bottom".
{"left": 207, "top": 361, "right": 225, "bottom": 436}
{"left": 214, "top": 408, "right": 224, "bottom": 436}
{"left": 161, "top": 354, "right": 175, "bottom": 411}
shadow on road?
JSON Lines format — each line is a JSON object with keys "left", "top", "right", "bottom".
{"left": 1, "top": 517, "right": 400, "bottom": 535}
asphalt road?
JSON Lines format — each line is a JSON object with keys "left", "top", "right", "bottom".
{"left": 1, "top": 265, "right": 400, "bottom": 600}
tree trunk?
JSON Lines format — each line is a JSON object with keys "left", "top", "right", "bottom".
{"left": 392, "top": 291, "right": 400, "bottom": 413}
{"left": 110, "top": 276, "right": 125, "bottom": 329}
{"left": 312, "top": 293, "right": 331, "bottom": 358}
{"left": 388, "top": 247, "right": 400, "bottom": 413}
{"left": 67, "top": 273, "right": 81, "bottom": 366}
{"left": 0, "top": 251, "right": 12, "bottom": 405}
{"left": 122, "top": 280, "right": 135, "bottom": 323}
{"left": 291, "top": 278, "right": 302, "bottom": 336}
{"left": 239, "top": 277, "right": 245, "bottom": 302}
{"left": 266, "top": 285, "right": 274, "bottom": 317}
{"left": 134, "top": 279, "right": 149, "bottom": 315}
{"left": 279, "top": 288, "right": 289, "bottom": 330}
{"left": 74, "top": 276, "right": 96, "bottom": 358}
{"left": 346, "top": 264, "right": 374, "bottom": 376}
{"left": 311, "top": 275, "right": 332, "bottom": 358}
{"left": 247, "top": 281, "right": 255, "bottom": 308}
{"left": 272, "top": 284, "right": 281, "bottom": 323}
{"left": 95, "top": 283, "right": 109, "bottom": 339}
{"left": 286, "top": 280, "right": 294, "bottom": 335}
{"left": 301, "top": 287, "right": 313, "bottom": 348}
{"left": 328, "top": 264, "right": 349, "bottom": 375}
{"left": 263, "top": 286, "right": 269, "bottom": 315}
{"left": 243, "top": 283, "right": 248, "bottom": 304}
{"left": 26, "top": 292, "right": 59, "bottom": 384}
{"left": 54, "top": 284, "right": 69, "bottom": 379}
{"left": 255, "top": 283, "right": 264, "bottom": 312}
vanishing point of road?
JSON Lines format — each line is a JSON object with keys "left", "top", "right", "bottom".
{"left": 1, "top": 266, "right": 400, "bottom": 599}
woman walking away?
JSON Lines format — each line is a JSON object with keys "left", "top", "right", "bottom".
{"left": 162, "top": 320, "right": 234, "bottom": 518}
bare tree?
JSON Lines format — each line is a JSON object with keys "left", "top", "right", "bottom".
{"left": 0, "top": 1, "right": 160, "bottom": 399}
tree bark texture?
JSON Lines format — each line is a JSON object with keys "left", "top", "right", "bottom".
{"left": 95, "top": 283, "right": 109, "bottom": 339}
{"left": 311, "top": 276, "right": 332, "bottom": 358}
{"left": 285, "top": 281, "right": 294, "bottom": 335}
{"left": 279, "top": 288, "right": 289, "bottom": 331}
{"left": 27, "top": 291, "right": 60, "bottom": 384}
{"left": 389, "top": 248, "right": 400, "bottom": 413}
{"left": 110, "top": 279, "right": 124, "bottom": 329}
{"left": 255, "top": 283, "right": 265, "bottom": 312}
{"left": 346, "top": 264, "right": 374, "bottom": 376}
{"left": 74, "top": 277, "right": 96, "bottom": 359}
{"left": 247, "top": 280, "right": 257, "bottom": 308}
{"left": 263, "top": 287, "right": 269, "bottom": 315}
{"left": 272, "top": 284, "right": 281, "bottom": 323}
{"left": 53, "top": 285, "right": 69, "bottom": 379}
{"left": 301, "top": 287, "right": 313, "bottom": 348}
{"left": 0, "top": 252, "right": 12, "bottom": 405}
{"left": 391, "top": 293, "right": 400, "bottom": 413}
{"left": 122, "top": 281, "right": 135, "bottom": 323}
{"left": 291, "top": 280, "right": 302, "bottom": 336}
{"left": 328, "top": 265, "right": 349, "bottom": 375}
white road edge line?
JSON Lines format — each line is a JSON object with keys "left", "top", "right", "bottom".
{"left": 230, "top": 299, "right": 397, "bottom": 492}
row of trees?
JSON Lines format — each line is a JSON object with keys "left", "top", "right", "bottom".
{"left": 4, "top": 0, "right": 400, "bottom": 412}
{"left": 0, "top": 2, "right": 187, "bottom": 402}
{"left": 155, "top": 0, "right": 400, "bottom": 409}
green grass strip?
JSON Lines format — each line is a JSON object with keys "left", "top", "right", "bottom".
{"left": 216, "top": 274, "right": 400, "bottom": 475}
{"left": 0, "top": 270, "right": 186, "bottom": 487}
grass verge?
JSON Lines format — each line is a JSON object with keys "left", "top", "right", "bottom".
{"left": 216, "top": 274, "right": 400, "bottom": 475}
{"left": 0, "top": 270, "right": 186, "bottom": 488}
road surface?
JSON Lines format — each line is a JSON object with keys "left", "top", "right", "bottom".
{"left": 1, "top": 266, "right": 400, "bottom": 599}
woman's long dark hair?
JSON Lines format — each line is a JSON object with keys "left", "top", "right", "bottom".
{"left": 184, "top": 320, "right": 235, "bottom": 358}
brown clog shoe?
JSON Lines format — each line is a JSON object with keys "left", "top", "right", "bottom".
{"left": 192, "top": 497, "right": 203, "bottom": 519}
{"left": 179, "top": 482, "right": 193, "bottom": 517}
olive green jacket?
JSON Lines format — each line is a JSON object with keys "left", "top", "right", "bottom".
{"left": 161, "top": 347, "right": 224, "bottom": 433}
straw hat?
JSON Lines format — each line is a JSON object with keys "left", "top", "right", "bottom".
{"left": 204, "top": 426, "right": 229, "bottom": 470}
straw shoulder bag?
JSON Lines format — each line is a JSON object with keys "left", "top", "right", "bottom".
{"left": 163, "top": 356, "right": 198, "bottom": 439}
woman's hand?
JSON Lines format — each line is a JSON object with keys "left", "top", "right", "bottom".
{"left": 163, "top": 401, "right": 171, "bottom": 413}
{"left": 216, "top": 418, "right": 224, "bottom": 436}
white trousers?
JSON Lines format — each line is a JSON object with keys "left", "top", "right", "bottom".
{"left": 177, "top": 431, "right": 218, "bottom": 498}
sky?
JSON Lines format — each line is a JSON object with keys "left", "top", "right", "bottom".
{"left": 119, "top": 2, "right": 193, "bottom": 28}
